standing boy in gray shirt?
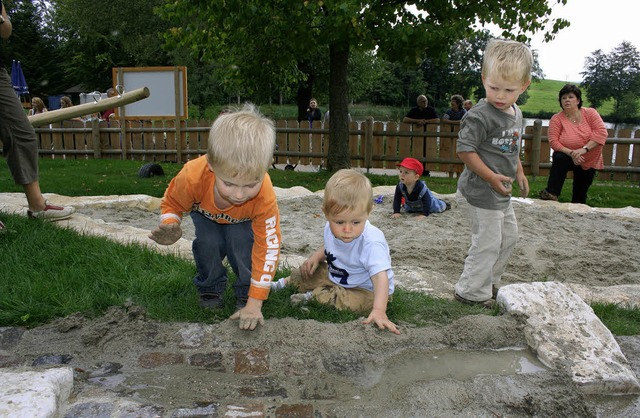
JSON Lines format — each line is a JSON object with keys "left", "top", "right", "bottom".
{"left": 454, "top": 39, "right": 531, "bottom": 308}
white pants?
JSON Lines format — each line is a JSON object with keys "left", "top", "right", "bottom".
{"left": 455, "top": 192, "right": 518, "bottom": 301}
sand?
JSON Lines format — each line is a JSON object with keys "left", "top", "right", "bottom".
{"left": 2, "top": 187, "right": 640, "bottom": 416}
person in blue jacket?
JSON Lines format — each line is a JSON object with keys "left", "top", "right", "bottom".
{"left": 391, "top": 157, "right": 450, "bottom": 218}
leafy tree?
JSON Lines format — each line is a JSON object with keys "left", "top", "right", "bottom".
{"left": 50, "top": 0, "right": 171, "bottom": 91}
{"left": 159, "top": 0, "right": 569, "bottom": 171}
{"left": 3, "top": 1, "right": 67, "bottom": 97}
{"left": 581, "top": 41, "right": 640, "bottom": 122}
{"left": 420, "top": 30, "right": 545, "bottom": 111}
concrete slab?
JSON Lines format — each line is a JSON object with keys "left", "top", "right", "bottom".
{"left": 498, "top": 282, "right": 640, "bottom": 395}
{"left": 0, "top": 368, "right": 73, "bottom": 418}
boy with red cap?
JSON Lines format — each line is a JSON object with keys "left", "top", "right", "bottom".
{"left": 391, "top": 157, "right": 450, "bottom": 219}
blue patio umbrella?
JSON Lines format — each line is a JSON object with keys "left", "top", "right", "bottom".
{"left": 10, "top": 60, "right": 29, "bottom": 97}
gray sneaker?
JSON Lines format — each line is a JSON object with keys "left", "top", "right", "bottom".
{"left": 27, "top": 202, "right": 75, "bottom": 221}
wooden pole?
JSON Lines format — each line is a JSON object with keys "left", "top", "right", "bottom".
{"left": 174, "top": 67, "right": 183, "bottom": 163}
{"left": 28, "top": 87, "right": 150, "bottom": 128}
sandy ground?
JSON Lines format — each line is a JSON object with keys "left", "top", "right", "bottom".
{"left": 3, "top": 187, "right": 640, "bottom": 416}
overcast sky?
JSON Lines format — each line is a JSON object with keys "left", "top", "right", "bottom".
{"left": 528, "top": 0, "right": 639, "bottom": 82}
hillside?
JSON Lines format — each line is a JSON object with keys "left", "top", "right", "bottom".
{"left": 520, "top": 79, "right": 615, "bottom": 117}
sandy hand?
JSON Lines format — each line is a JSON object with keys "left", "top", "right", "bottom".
{"left": 362, "top": 311, "right": 400, "bottom": 335}
{"left": 230, "top": 307, "right": 264, "bottom": 330}
{"left": 148, "top": 223, "right": 182, "bottom": 245}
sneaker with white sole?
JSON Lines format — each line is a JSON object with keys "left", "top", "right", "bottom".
{"left": 27, "top": 202, "right": 75, "bottom": 221}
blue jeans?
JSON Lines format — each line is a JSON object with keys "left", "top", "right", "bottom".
{"left": 190, "top": 211, "right": 254, "bottom": 298}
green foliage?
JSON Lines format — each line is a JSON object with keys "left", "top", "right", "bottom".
{"left": 3, "top": 1, "right": 67, "bottom": 96}
{"left": 581, "top": 42, "right": 640, "bottom": 123}
{"left": 157, "top": 0, "right": 569, "bottom": 170}
{"left": 50, "top": 0, "right": 171, "bottom": 90}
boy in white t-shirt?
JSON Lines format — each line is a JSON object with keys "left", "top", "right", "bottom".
{"left": 272, "top": 169, "right": 399, "bottom": 334}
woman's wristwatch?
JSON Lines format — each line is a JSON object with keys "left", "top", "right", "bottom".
{"left": 582, "top": 146, "right": 589, "bottom": 152}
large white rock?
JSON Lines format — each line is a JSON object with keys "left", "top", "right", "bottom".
{"left": 498, "top": 281, "right": 640, "bottom": 395}
{"left": 0, "top": 368, "right": 73, "bottom": 418}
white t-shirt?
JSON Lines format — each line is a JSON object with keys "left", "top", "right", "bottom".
{"left": 323, "top": 220, "right": 394, "bottom": 294}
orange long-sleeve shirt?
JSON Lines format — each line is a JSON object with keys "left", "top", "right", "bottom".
{"left": 548, "top": 107, "right": 608, "bottom": 170}
{"left": 160, "top": 156, "right": 281, "bottom": 300}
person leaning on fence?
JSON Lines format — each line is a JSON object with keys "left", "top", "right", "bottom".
{"left": 538, "top": 84, "right": 608, "bottom": 204}
{"left": 0, "top": 1, "right": 75, "bottom": 232}
{"left": 148, "top": 103, "right": 281, "bottom": 331}
{"left": 403, "top": 95, "right": 438, "bottom": 177}
{"left": 60, "top": 95, "right": 83, "bottom": 122}
{"left": 28, "top": 97, "right": 47, "bottom": 115}
{"left": 101, "top": 88, "right": 118, "bottom": 121}
{"left": 454, "top": 39, "right": 531, "bottom": 309}
{"left": 391, "top": 157, "right": 450, "bottom": 219}
{"left": 270, "top": 169, "right": 400, "bottom": 335}
{"left": 306, "top": 98, "right": 322, "bottom": 125}
{"left": 402, "top": 95, "right": 439, "bottom": 126}
{"left": 442, "top": 94, "right": 466, "bottom": 122}
{"left": 463, "top": 99, "right": 473, "bottom": 111}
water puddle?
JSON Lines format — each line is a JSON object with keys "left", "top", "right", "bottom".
{"left": 354, "top": 348, "right": 547, "bottom": 388}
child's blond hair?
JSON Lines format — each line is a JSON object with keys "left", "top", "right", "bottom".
{"left": 322, "top": 169, "right": 373, "bottom": 216}
{"left": 207, "top": 103, "right": 275, "bottom": 181}
{"left": 482, "top": 39, "right": 533, "bottom": 85}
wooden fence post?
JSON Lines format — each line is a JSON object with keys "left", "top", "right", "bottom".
{"left": 364, "top": 116, "right": 374, "bottom": 172}
{"left": 530, "top": 119, "right": 542, "bottom": 178}
{"left": 91, "top": 118, "right": 101, "bottom": 159}
{"left": 174, "top": 67, "right": 183, "bottom": 163}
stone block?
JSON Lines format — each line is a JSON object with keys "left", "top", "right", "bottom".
{"left": 498, "top": 282, "right": 640, "bottom": 395}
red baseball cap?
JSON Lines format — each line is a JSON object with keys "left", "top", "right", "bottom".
{"left": 396, "top": 157, "right": 423, "bottom": 176}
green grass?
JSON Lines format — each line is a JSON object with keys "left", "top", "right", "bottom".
{"left": 2, "top": 159, "right": 637, "bottom": 208}
{"left": 0, "top": 156, "right": 638, "bottom": 334}
{"left": 591, "top": 302, "right": 640, "bottom": 335}
{"left": 0, "top": 213, "right": 490, "bottom": 328}
{"left": 521, "top": 79, "right": 616, "bottom": 118}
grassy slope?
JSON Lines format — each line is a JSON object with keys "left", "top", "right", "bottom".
{"left": 520, "top": 79, "right": 615, "bottom": 116}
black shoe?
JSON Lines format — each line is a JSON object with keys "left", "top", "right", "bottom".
{"left": 199, "top": 292, "right": 223, "bottom": 310}
{"left": 539, "top": 189, "right": 558, "bottom": 201}
{"left": 454, "top": 292, "right": 496, "bottom": 309}
{"left": 445, "top": 202, "right": 451, "bottom": 211}
{"left": 236, "top": 296, "right": 248, "bottom": 310}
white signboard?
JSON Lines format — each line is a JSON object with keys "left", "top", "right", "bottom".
{"left": 112, "top": 66, "right": 188, "bottom": 120}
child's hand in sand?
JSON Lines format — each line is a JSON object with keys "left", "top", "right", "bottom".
{"left": 149, "top": 223, "right": 182, "bottom": 245}
{"left": 363, "top": 309, "right": 400, "bottom": 335}
{"left": 390, "top": 213, "right": 401, "bottom": 219}
{"left": 230, "top": 298, "right": 264, "bottom": 331}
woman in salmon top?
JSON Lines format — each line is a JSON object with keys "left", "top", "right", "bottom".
{"left": 539, "top": 84, "right": 608, "bottom": 204}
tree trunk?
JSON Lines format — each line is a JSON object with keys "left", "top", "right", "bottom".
{"left": 327, "top": 41, "right": 350, "bottom": 172}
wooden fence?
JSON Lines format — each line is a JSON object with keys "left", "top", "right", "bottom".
{"left": 24, "top": 118, "right": 640, "bottom": 182}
